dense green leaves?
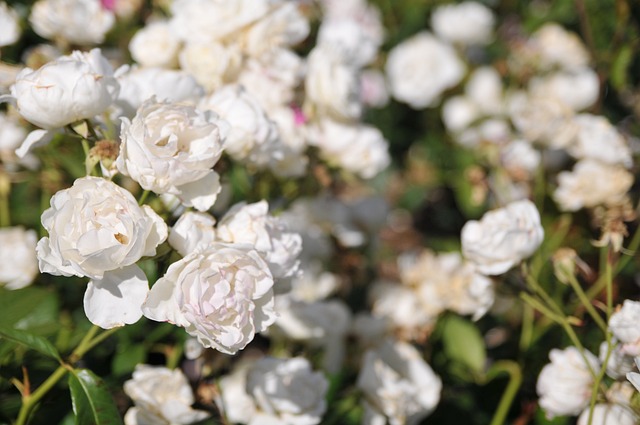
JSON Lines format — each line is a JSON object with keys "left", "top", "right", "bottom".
{"left": 68, "top": 369, "right": 123, "bottom": 425}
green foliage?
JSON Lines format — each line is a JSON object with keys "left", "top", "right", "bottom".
{"left": 68, "top": 369, "right": 123, "bottom": 425}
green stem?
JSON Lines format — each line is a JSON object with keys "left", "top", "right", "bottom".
{"left": 604, "top": 247, "right": 613, "bottom": 320}
{"left": 0, "top": 173, "right": 9, "bottom": 227}
{"left": 587, "top": 332, "right": 613, "bottom": 425}
{"left": 15, "top": 325, "right": 118, "bottom": 425}
{"left": 519, "top": 304, "right": 534, "bottom": 352}
{"left": 487, "top": 361, "right": 522, "bottom": 425}
{"left": 566, "top": 275, "right": 608, "bottom": 333}
{"left": 138, "top": 190, "right": 150, "bottom": 206}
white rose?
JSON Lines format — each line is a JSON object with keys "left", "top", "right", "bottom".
{"left": 267, "top": 106, "right": 308, "bottom": 178}
{"left": 0, "top": 227, "right": 38, "bottom": 290}
{"left": 531, "top": 23, "right": 590, "bottom": 71}
{"left": 219, "top": 360, "right": 258, "bottom": 424}
{"left": 37, "top": 176, "right": 168, "bottom": 328}
{"left": 30, "top": 0, "right": 114, "bottom": 45}
{"left": 304, "top": 44, "right": 362, "bottom": 121}
{"left": 501, "top": 139, "right": 541, "bottom": 176}
{"left": 0, "top": 2, "right": 20, "bottom": 47}
{"left": 537, "top": 346, "right": 599, "bottom": 418}
{"left": 129, "top": 20, "right": 181, "bottom": 69}
{"left": 609, "top": 300, "right": 640, "bottom": 356}
{"left": 529, "top": 68, "right": 599, "bottom": 111}
{"left": 567, "top": 114, "right": 632, "bottom": 167}
{"left": 142, "top": 243, "right": 276, "bottom": 354}
{"left": 242, "top": 2, "right": 309, "bottom": 57}
{"left": 357, "top": 339, "right": 442, "bottom": 425}
{"left": 199, "top": 85, "right": 281, "bottom": 167}
{"left": 116, "top": 99, "right": 227, "bottom": 211}
{"left": 178, "top": 41, "right": 242, "bottom": 93}
{"left": 216, "top": 201, "right": 302, "bottom": 281}
{"left": 386, "top": 31, "right": 465, "bottom": 109}
{"left": 442, "top": 96, "right": 481, "bottom": 132}
{"left": 0, "top": 112, "right": 30, "bottom": 165}
{"left": 309, "top": 119, "right": 390, "bottom": 179}
{"left": 627, "top": 357, "right": 640, "bottom": 393}
{"left": 431, "top": 1, "right": 495, "bottom": 45}
{"left": 238, "top": 49, "right": 304, "bottom": 110}
{"left": 507, "top": 91, "right": 577, "bottom": 148}
{"left": 169, "top": 0, "right": 271, "bottom": 44}
{"left": 461, "top": 199, "right": 544, "bottom": 275}
{"left": 553, "top": 159, "right": 633, "bottom": 211}
{"left": 599, "top": 340, "right": 635, "bottom": 379}
{"left": 9, "top": 49, "right": 119, "bottom": 130}
{"left": 317, "top": 18, "right": 380, "bottom": 68}
{"left": 465, "top": 66, "right": 504, "bottom": 116}
{"left": 246, "top": 356, "right": 328, "bottom": 425}
{"left": 360, "top": 69, "right": 389, "bottom": 108}
{"left": 577, "top": 404, "right": 637, "bottom": 425}
{"left": 123, "top": 364, "right": 209, "bottom": 425}
{"left": 168, "top": 211, "right": 217, "bottom": 257}
{"left": 115, "top": 67, "right": 205, "bottom": 118}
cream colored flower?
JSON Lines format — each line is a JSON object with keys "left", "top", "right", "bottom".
{"left": 0, "top": 227, "right": 38, "bottom": 290}
{"left": 609, "top": 300, "right": 640, "bottom": 356}
{"left": 0, "top": 2, "right": 20, "bottom": 47}
{"left": 431, "top": 1, "right": 495, "bottom": 45}
{"left": 129, "top": 20, "right": 180, "bottom": 69}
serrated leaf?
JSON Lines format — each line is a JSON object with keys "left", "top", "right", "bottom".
{"left": 441, "top": 315, "right": 486, "bottom": 374}
{"left": 68, "top": 369, "right": 123, "bottom": 425}
{"left": 0, "top": 325, "right": 61, "bottom": 361}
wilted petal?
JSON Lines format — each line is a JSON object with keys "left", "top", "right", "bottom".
{"left": 84, "top": 265, "right": 148, "bottom": 328}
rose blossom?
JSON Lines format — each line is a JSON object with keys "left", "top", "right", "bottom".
{"left": 129, "top": 20, "right": 181, "bottom": 69}
{"left": 609, "top": 300, "right": 640, "bottom": 356}
{"left": 246, "top": 356, "right": 328, "bottom": 425}
{"left": 216, "top": 201, "right": 302, "bottom": 281}
{"left": 123, "top": 364, "right": 209, "bottom": 425}
{"left": 178, "top": 42, "right": 242, "bottom": 93}
{"left": 553, "top": 159, "right": 633, "bottom": 211}
{"left": 0, "top": 227, "right": 38, "bottom": 290}
{"left": 37, "top": 177, "right": 168, "bottom": 328}
{"left": 116, "top": 99, "right": 227, "bottom": 211}
{"left": 577, "top": 404, "right": 637, "bottom": 425}
{"left": 30, "top": 0, "right": 115, "bottom": 45}
{"left": 431, "top": 1, "right": 495, "bottom": 45}
{"left": 567, "top": 114, "right": 632, "bottom": 167}
{"left": 142, "top": 242, "right": 276, "bottom": 354}
{"left": 537, "top": 346, "right": 599, "bottom": 418}
{"left": 168, "top": 211, "right": 217, "bottom": 257}
{"left": 386, "top": 31, "right": 465, "bottom": 109}
{"left": 7, "top": 49, "right": 119, "bottom": 131}
{"left": 461, "top": 199, "right": 544, "bottom": 275}
{"left": 357, "top": 339, "right": 442, "bottom": 425}
{"left": 199, "top": 84, "right": 281, "bottom": 168}
{"left": 530, "top": 23, "right": 590, "bottom": 71}
{"left": 0, "top": 2, "right": 20, "bottom": 47}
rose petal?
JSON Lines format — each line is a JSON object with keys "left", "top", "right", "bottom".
{"left": 177, "top": 171, "right": 221, "bottom": 212}
{"left": 16, "top": 129, "right": 53, "bottom": 158}
{"left": 84, "top": 265, "right": 148, "bottom": 329}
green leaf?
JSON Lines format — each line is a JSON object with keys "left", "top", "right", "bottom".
{"left": 611, "top": 44, "right": 633, "bottom": 90}
{"left": 68, "top": 369, "right": 123, "bottom": 425}
{"left": 111, "top": 344, "right": 145, "bottom": 376}
{"left": 0, "top": 325, "right": 61, "bottom": 361}
{"left": 0, "top": 287, "right": 60, "bottom": 334}
{"left": 441, "top": 315, "right": 486, "bottom": 374}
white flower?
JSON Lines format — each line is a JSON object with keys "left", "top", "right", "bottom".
{"left": 115, "top": 67, "right": 205, "bottom": 118}
{"left": 357, "top": 339, "right": 442, "bottom": 425}
{"left": 168, "top": 211, "right": 217, "bottom": 257}
{"left": 0, "top": 2, "right": 20, "bottom": 47}
{"left": 123, "top": 365, "right": 209, "bottom": 425}
{"left": 577, "top": 404, "right": 637, "bottom": 425}
{"left": 216, "top": 201, "right": 302, "bottom": 281}
{"left": 553, "top": 159, "right": 633, "bottom": 211}
{"left": 609, "top": 300, "right": 640, "bottom": 356}
{"left": 567, "top": 114, "right": 632, "bottom": 167}
{"left": 531, "top": 23, "right": 591, "bottom": 71}
{"left": 30, "top": 0, "right": 114, "bottom": 45}
{"left": 116, "top": 99, "right": 227, "bottom": 212}
{"left": 501, "top": 139, "right": 541, "bottom": 176}
{"left": 309, "top": 119, "right": 390, "bottom": 179}
{"left": 0, "top": 112, "right": 28, "bottom": 163}
{"left": 0, "top": 227, "right": 38, "bottom": 290}
{"left": 537, "top": 346, "right": 599, "bottom": 418}
{"left": 169, "top": 0, "right": 272, "bottom": 44}
{"left": 246, "top": 356, "right": 328, "bottom": 425}
{"left": 461, "top": 199, "right": 544, "bottom": 275}
{"left": 178, "top": 42, "right": 242, "bottom": 93}
{"left": 386, "top": 31, "right": 465, "bottom": 109}
{"left": 442, "top": 96, "right": 480, "bottom": 133}
{"left": 267, "top": 106, "right": 308, "bottom": 178}
{"left": 360, "top": 69, "right": 389, "bottom": 108}
{"left": 465, "top": 66, "right": 504, "bottom": 116}
{"left": 219, "top": 360, "right": 258, "bottom": 424}
{"left": 199, "top": 85, "right": 280, "bottom": 168}
{"left": 241, "top": 2, "right": 309, "bottom": 57}
{"left": 431, "top": 1, "right": 495, "bottom": 45}
{"left": 142, "top": 243, "right": 276, "bottom": 354}
{"left": 370, "top": 281, "right": 436, "bottom": 336}
{"left": 529, "top": 68, "right": 599, "bottom": 111}
{"left": 317, "top": 18, "right": 381, "bottom": 68}
{"left": 599, "top": 339, "right": 635, "bottom": 379}
{"left": 37, "top": 177, "right": 168, "bottom": 328}
{"left": 627, "top": 357, "right": 640, "bottom": 392}
{"left": 9, "top": 49, "right": 119, "bottom": 131}
{"left": 129, "top": 20, "right": 181, "bottom": 69}
{"left": 507, "top": 91, "right": 577, "bottom": 148}
{"left": 304, "top": 44, "right": 362, "bottom": 121}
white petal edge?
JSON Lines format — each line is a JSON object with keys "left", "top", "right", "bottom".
{"left": 177, "top": 171, "right": 221, "bottom": 212}
{"left": 16, "top": 129, "right": 54, "bottom": 158}
{"left": 84, "top": 265, "right": 148, "bottom": 329}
